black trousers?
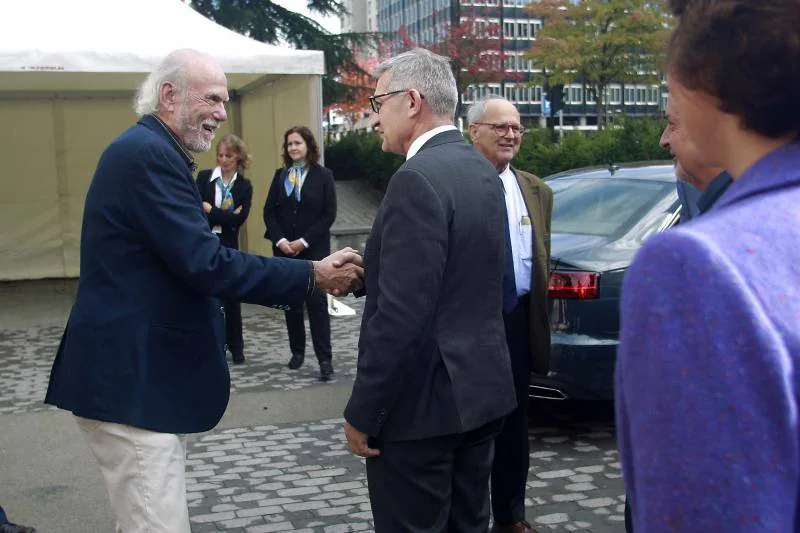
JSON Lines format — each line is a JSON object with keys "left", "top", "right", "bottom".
{"left": 223, "top": 300, "right": 243, "bottom": 354}
{"left": 367, "top": 418, "right": 503, "bottom": 532}
{"left": 625, "top": 496, "right": 633, "bottom": 532}
{"left": 284, "top": 290, "right": 331, "bottom": 363}
{"left": 491, "top": 295, "right": 532, "bottom": 525}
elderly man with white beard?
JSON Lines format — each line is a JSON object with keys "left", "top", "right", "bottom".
{"left": 44, "top": 49, "right": 363, "bottom": 533}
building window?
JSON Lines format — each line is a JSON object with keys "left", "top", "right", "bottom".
{"left": 625, "top": 87, "right": 635, "bottom": 104}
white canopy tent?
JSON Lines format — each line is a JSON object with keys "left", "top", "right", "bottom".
{"left": 0, "top": 0, "right": 326, "bottom": 280}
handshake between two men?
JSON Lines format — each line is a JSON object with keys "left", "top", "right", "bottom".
{"left": 312, "top": 247, "right": 364, "bottom": 297}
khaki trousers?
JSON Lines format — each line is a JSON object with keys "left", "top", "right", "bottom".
{"left": 75, "top": 416, "right": 191, "bottom": 533}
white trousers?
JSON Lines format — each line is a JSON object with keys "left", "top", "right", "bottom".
{"left": 75, "top": 415, "right": 191, "bottom": 533}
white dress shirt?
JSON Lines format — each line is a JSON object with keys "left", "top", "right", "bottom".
{"left": 209, "top": 166, "right": 238, "bottom": 234}
{"left": 499, "top": 165, "right": 533, "bottom": 296}
{"left": 406, "top": 125, "right": 458, "bottom": 160}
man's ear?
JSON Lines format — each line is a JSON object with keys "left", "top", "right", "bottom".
{"left": 160, "top": 81, "right": 176, "bottom": 111}
{"left": 407, "top": 89, "right": 423, "bottom": 118}
{"left": 468, "top": 124, "right": 478, "bottom": 142}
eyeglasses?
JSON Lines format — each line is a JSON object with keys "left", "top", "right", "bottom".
{"left": 473, "top": 122, "right": 526, "bottom": 137}
{"left": 369, "top": 89, "right": 425, "bottom": 113}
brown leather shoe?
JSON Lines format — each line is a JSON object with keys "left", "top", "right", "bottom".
{"left": 490, "top": 520, "right": 538, "bottom": 533}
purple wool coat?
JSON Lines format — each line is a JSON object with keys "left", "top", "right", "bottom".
{"left": 616, "top": 140, "right": 800, "bottom": 532}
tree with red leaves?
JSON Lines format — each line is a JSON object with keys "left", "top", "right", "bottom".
{"left": 393, "top": 16, "right": 520, "bottom": 117}
{"left": 325, "top": 55, "right": 379, "bottom": 134}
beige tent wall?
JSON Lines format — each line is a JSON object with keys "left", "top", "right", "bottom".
{"left": 0, "top": 75, "right": 321, "bottom": 280}
{"left": 238, "top": 74, "right": 322, "bottom": 258}
{"left": 0, "top": 99, "right": 61, "bottom": 279}
{"left": 0, "top": 93, "right": 235, "bottom": 280}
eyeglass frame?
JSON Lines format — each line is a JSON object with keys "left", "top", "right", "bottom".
{"left": 369, "top": 89, "right": 425, "bottom": 113}
{"left": 472, "top": 122, "right": 526, "bottom": 136}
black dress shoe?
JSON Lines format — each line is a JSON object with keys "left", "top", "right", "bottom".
{"left": 288, "top": 353, "right": 305, "bottom": 369}
{"left": 0, "top": 522, "right": 37, "bottom": 533}
{"left": 319, "top": 361, "right": 334, "bottom": 381}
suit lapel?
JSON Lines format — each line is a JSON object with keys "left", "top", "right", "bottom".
{"left": 512, "top": 167, "right": 544, "bottom": 244}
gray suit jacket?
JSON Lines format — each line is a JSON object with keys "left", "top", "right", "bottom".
{"left": 344, "top": 129, "right": 517, "bottom": 441}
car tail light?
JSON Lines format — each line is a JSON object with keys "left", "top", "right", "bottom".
{"left": 547, "top": 270, "right": 600, "bottom": 300}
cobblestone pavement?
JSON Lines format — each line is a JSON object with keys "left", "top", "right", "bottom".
{"left": 0, "top": 295, "right": 626, "bottom": 532}
{"left": 185, "top": 417, "right": 623, "bottom": 533}
{"left": 0, "top": 298, "right": 367, "bottom": 416}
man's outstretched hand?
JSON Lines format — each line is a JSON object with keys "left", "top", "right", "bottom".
{"left": 313, "top": 247, "right": 364, "bottom": 296}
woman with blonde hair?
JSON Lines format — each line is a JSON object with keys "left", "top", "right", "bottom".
{"left": 196, "top": 134, "right": 254, "bottom": 364}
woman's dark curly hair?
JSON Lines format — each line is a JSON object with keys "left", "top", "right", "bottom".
{"left": 668, "top": 0, "right": 800, "bottom": 138}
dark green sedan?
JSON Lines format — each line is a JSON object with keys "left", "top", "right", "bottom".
{"left": 530, "top": 162, "right": 681, "bottom": 402}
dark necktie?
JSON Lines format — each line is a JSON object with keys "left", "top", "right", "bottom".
{"left": 499, "top": 178, "right": 518, "bottom": 314}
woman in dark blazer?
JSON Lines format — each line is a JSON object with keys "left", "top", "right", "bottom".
{"left": 196, "top": 134, "right": 254, "bottom": 364}
{"left": 264, "top": 126, "right": 337, "bottom": 381}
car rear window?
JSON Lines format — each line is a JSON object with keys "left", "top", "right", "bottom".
{"left": 550, "top": 177, "right": 674, "bottom": 237}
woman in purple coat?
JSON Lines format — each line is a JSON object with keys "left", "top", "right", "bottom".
{"left": 616, "top": 1, "right": 800, "bottom": 531}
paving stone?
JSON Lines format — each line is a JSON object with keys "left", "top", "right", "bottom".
{"left": 237, "top": 506, "right": 284, "bottom": 518}
{"left": 277, "top": 486, "right": 320, "bottom": 497}
{"left": 536, "top": 469, "right": 576, "bottom": 479}
{"left": 246, "top": 522, "right": 295, "bottom": 533}
{"left": 579, "top": 497, "right": 617, "bottom": 508}
{"left": 534, "top": 512, "right": 569, "bottom": 525}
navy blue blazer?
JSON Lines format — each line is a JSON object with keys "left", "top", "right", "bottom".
{"left": 45, "top": 115, "right": 311, "bottom": 434}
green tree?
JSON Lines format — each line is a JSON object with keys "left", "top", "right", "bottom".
{"left": 191, "top": 0, "right": 376, "bottom": 105}
{"left": 526, "top": 0, "right": 671, "bottom": 129}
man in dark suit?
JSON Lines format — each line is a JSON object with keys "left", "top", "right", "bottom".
{"left": 44, "top": 49, "right": 362, "bottom": 533}
{"left": 343, "top": 48, "right": 517, "bottom": 532}
{"left": 468, "top": 96, "right": 553, "bottom": 533}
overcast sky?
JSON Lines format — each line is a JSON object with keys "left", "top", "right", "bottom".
{"left": 272, "top": 0, "right": 342, "bottom": 34}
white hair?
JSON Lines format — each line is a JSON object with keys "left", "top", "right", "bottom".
{"left": 133, "top": 51, "right": 196, "bottom": 117}
{"left": 373, "top": 48, "right": 458, "bottom": 118}
{"left": 466, "top": 95, "right": 514, "bottom": 125}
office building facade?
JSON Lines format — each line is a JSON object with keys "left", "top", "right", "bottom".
{"left": 375, "top": 0, "right": 664, "bottom": 128}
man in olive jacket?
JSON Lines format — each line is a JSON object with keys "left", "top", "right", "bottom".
{"left": 468, "top": 96, "right": 553, "bottom": 533}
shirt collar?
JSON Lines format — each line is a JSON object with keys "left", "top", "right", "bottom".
{"left": 406, "top": 125, "right": 458, "bottom": 160}
{"left": 210, "top": 166, "right": 238, "bottom": 184}
{"left": 696, "top": 171, "right": 733, "bottom": 214}
{"left": 144, "top": 114, "right": 197, "bottom": 173}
